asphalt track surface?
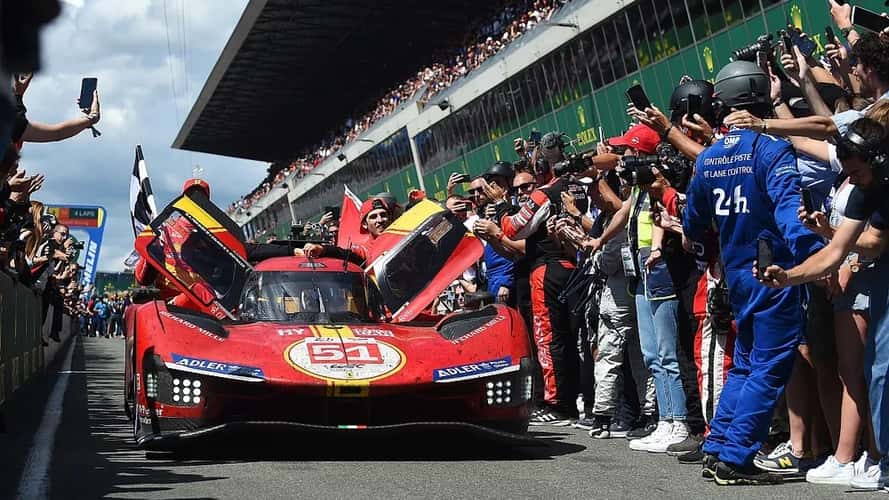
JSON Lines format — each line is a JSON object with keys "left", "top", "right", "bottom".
{"left": 1, "top": 336, "right": 884, "bottom": 500}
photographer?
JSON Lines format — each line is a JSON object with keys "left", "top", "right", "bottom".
{"left": 35, "top": 222, "right": 70, "bottom": 342}
{"left": 492, "top": 131, "right": 593, "bottom": 425}
{"left": 471, "top": 162, "right": 523, "bottom": 305}
{"left": 683, "top": 60, "right": 825, "bottom": 485}
{"left": 584, "top": 123, "right": 699, "bottom": 452}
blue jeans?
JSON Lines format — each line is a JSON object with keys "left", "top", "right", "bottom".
{"left": 635, "top": 281, "right": 686, "bottom": 422}
{"left": 866, "top": 257, "right": 889, "bottom": 457}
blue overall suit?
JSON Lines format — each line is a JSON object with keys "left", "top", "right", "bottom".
{"left": 683, "top": 128, "right": 823, "bottom": 467}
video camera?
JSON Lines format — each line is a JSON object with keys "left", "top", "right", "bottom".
{"left": 552, "top": 153, "right": 594, "bottom": 178}
{"left": 617, "top": 155, "right": 659, "bottom": 186}
{"left": 732, "top": 33, "right": 775, "bottom": 63}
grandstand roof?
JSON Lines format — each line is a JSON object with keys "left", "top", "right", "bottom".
{"left": 173, "top": 0, "right": 512, "bottom": 162}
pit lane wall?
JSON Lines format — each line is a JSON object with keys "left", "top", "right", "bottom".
{"left": 0, "top": 272, "right": 73, "bottom": 409}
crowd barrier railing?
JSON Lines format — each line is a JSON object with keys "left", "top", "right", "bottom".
{"left": 0, "top": 272, "right": 71, "bottom": 408}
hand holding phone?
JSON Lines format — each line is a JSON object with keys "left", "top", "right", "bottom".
{"left": 686, "top": 94, "right": 702, "bottom": 119}
{"left": 626, "top": 84, "right": 652, "bottom": 111}
{"left": 801, "top": 188, "right": 815, "bottom": 223}
{"left": 852, "top": 6, "right": 889, "bottom": 34}
{"left": 79, "top": 77, "right": 97, "bottom": 111}
{"left": 756, "top": 238, "right": 773, "bottom": 277}
{"left": 825, "top": 26, "right": 836, "bottom": 46}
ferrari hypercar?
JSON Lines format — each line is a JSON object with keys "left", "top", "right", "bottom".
{"left": 124, "top": 192, "right": 534, "bottom": 448}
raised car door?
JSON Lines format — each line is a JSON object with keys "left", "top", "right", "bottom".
{"left": 366, "top": 199, "right": 483, "bottom": 322}
{"left": 134, "top": 191, "right": 251, "bottom": 320}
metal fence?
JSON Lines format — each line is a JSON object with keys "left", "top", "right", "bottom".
{"left": 0, "top": 272, "right": 46, "bottom": 408}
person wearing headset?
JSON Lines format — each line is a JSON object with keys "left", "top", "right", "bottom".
{"left": 759, "top": 116, "right": 889, "bottom": 492}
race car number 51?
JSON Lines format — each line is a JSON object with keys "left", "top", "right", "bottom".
{"left": 308, "top": 341, "right": 383, "bottom": 364}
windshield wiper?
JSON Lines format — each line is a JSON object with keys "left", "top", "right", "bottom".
{"left": 306, "top": 256, "right": 330, "bottom": 324}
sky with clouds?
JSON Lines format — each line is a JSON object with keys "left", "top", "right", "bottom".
{"left": 22, "top": 0, "right": 265, "bottom": 273}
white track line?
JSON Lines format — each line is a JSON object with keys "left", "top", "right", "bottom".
{"left": 16, "top": 337, "right": 76, "bottom": 500}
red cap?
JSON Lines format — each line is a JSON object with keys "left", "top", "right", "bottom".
{"left": 607, "top": 124, "right": 660, "bottom": 154}
{"left": 359, "top": 197, "right": 391, "bottom": 224}
{"left": 408, "top": 189, "right": 426, "bottom": 202}
{"left": 182, "top": 178, "right": 210, "bottom": 198}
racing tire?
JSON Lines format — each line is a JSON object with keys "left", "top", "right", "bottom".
{"left": 488, "top": 420, "right": 529, "bottom": 435}
{"left": 124, "top": 341, "right": 135, "bottom": 421}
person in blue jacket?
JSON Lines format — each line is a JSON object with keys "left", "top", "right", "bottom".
{"left": 682, "top": 61, "right": 824, "bottom": 485}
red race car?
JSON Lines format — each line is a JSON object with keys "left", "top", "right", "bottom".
{"left": 124, "top": 192, "right": 534, "bottom": 449}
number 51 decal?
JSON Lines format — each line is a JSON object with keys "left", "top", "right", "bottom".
{"left": 713, "top": 186, "right": 749, "bottom": 216}
{"left": 307, "top": 339, "right": 384, "bottom": 364}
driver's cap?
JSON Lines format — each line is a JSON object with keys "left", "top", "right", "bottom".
{"left": 182, "top": 178, "right": 211, "bottom": 198}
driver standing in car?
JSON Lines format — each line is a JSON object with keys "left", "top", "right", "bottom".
{"left": 303, "top": 196, "right": 394, "bottom": 265}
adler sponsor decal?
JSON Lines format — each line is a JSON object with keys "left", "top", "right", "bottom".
{"left": 450, "top": 314, "right": 506, "bottom": 344}
{"left": 160, "top": 311, "right": 225, "bottom": 342}
{"left": 433, "top": 356, "right": 517, "bottom": 382}
{"left": 170, "top": 353, "right": 265, "bottom": 379}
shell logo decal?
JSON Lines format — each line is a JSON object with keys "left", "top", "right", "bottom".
{"left": 285, "top": 337, "right": 405, "bottom": 382}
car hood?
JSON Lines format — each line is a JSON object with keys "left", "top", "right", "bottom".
{"left": 152, "top": 303, "right": 526, "bottom": 388}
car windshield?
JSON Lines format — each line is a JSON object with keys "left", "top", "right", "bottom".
{"left": 238, "top": 270, "right": 375, "bottom": 323}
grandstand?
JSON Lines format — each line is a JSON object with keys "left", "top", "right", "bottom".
{"left": 175, "top": 0, "right": 883, "bottom": 241}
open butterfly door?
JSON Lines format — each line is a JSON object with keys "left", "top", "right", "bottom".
{"left": 134, "top": 191, "right": 252, "bottom": 320}
{"left": 365, "top": 199, "right": 483, "bottom": 322}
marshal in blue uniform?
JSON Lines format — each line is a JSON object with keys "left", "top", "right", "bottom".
{"left": 682, "top": 61, "right": 823, "bottom": 481}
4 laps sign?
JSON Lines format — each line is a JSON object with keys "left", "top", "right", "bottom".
{"left": 286, "top": 338, "right": 405, "bottom": 382}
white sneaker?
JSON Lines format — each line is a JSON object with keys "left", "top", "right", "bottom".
{"left": 643, "top": 421, "right": 690, "bottom": 454}
{"left": 628, "top": 421, "right": 672, "bottom": 452}
{"left": 805, "top": 455, "right": 854, "bottom": 485}
{"left": 850, "top": 453, "right": 887, "bottom": 490}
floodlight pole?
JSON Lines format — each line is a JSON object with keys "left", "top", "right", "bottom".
{"left": 408, "top": 134, "right": 426, "bottom": 192}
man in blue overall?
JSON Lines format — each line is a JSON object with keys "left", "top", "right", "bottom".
{"left": 682, "top": 61, "right": 824, "bottom": 485}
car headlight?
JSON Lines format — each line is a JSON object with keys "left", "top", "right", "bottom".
{"left": 482, "top": 357, "right": 532, "bottom": 407}
{"left": 171, "top": 376, "right": 203, "bottom": 406}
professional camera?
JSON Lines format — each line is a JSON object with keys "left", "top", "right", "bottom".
{"left": 656, "top": 143, "right": 694, "bottom": 191}
{"left": 733, "top": 33, "right": 775, "bottom": 62}
{"left": 70, "top": 240, "right": 85, "bottom": 251}
{"left": 552, "top": 153, "right": 594, "bottom": 177}
{"left": 617, "top": 155, "right": 659, "bottom": 186}
{"left": 707, "top": 281, "right": 733, "bottom": 335}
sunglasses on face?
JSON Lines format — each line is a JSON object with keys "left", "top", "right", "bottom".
{"left": 55, "top": 230, "right": 68, "bottom": 237}
{"left": 515, "top": 182, "right": 537, "bottom": 192}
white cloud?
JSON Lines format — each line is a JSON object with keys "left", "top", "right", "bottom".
{"left": 22, "top": 0, "right": 265, "bottom": 273}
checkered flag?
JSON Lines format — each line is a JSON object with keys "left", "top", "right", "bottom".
{"left": 129, "top": 144, "right": 157, "bottom": 237}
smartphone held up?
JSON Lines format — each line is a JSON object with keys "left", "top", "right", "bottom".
{"left": 79, "top": 77, "right": 101, "bottom": 138}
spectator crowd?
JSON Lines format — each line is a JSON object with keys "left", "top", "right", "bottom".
{"left": 228, "top": 0, "right": 563, "bottom": 215}
{"left": 303, "top": 0, "right": 889, "bottom": 490}
{"left": 0, "top": 11, "right": 129, "bottom": 345}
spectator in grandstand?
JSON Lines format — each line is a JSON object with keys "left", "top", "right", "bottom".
{"left": 229, "top": 0, "right": 565, "bottom": 215}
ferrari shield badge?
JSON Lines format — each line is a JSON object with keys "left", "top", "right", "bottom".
{"left": 285, "top": 337, "right": 405, "bottom": 382}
